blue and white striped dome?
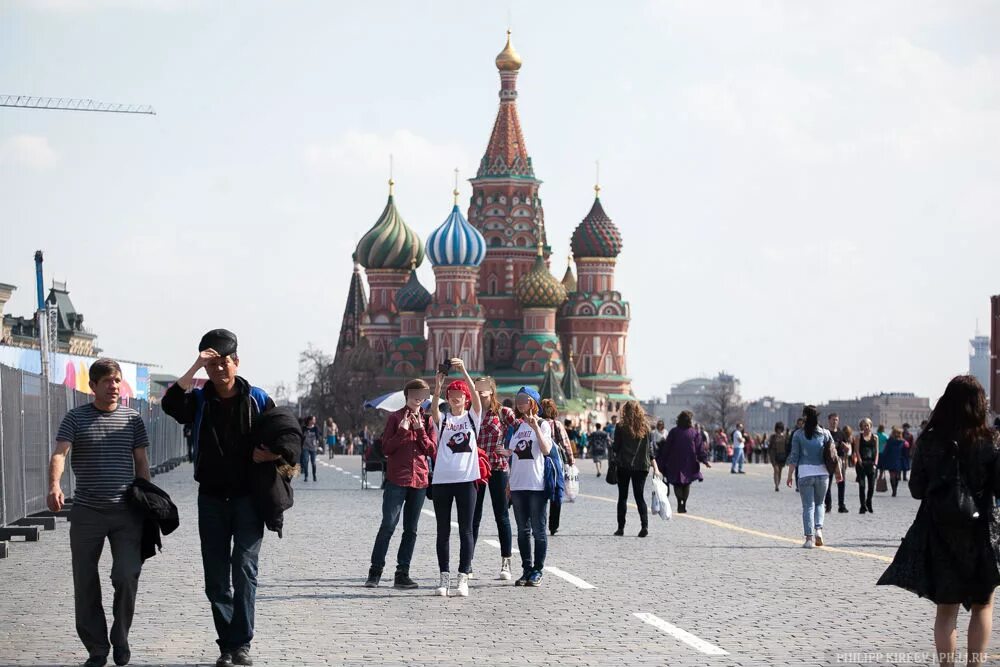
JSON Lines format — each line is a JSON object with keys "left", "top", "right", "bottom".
{"left": 426, "top": 205, "right": 487, "bottom": 267}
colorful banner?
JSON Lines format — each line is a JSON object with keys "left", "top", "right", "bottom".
{"left": 0, "top": 345, "right": 147, "bottom": 400}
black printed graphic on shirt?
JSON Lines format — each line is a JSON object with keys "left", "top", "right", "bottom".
{"left": 446, "top": 430, "right": 473, "bottom": 453}
{"left": 512, "top": 437, "right": 534, "bottom": 460}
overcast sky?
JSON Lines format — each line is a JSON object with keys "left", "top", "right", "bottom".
{"left": 2, "top": 0, "right": 998, "bottom": 404}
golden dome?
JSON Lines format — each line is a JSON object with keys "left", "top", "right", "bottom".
{"left": 495, "top": 30, "right": 522, "bottom": 71}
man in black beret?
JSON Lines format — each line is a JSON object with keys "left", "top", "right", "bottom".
{"left": 162, "top": 329, "right": 276, "bottom": 667}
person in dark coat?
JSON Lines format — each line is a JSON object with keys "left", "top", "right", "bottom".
{"left": 610, "top": 401, "right": 656, "bottom": 537}
{"left": 881, "top": 427, "right": 907, "bottom": 496}
{"left": 249, "top": 406, "right": 302, "bottom": 538}
{"left": 656, "top": 410, "right": 711, "bottom": 514}
{"left": 877, "top": 375, "right": 1000, "bottom": 664}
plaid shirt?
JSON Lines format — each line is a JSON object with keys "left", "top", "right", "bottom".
{"left": 478, "top": 406, "right": 517, "bottom": 472}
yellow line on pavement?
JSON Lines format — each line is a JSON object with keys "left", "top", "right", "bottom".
{"left": 577, "top": 493, "right": 893, "bottom": 563}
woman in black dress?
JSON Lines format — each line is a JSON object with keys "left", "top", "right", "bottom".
{"left": 878, "top": 376, "right": 1000, "bottom": 666}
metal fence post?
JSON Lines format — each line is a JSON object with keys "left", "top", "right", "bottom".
{"left": 0, "top": 365, "right": 6, "bottom": 528}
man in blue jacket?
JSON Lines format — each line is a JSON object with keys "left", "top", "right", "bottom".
{"left": 162, "top": 329, "right": 275, "bottom": 667}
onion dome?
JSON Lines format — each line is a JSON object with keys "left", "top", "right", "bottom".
{"left": 395, "top": 264, "right": 432, "bottom": 312}
{"left": 570, "top": 189, "right": 623, "bottom": 259}
{"left": 561, "top": 255, "right": 577, "bottom": 293}
{"left": 426, "top": 194, "right": 487, "bottom": 267}
{"left": 495, "top": 29, "right": 522, "bottom": 71}
{"left": 355, "top": 181, "right": 424, "bottom": 270}
{"left": 516, "top": 245, "right": 567, "bottom": 309}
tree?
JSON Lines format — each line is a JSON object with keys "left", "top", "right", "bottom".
{"left": 295, "top": 339, "right": 385, "bottom": 435}
{"left": 695, "top": 373, "right": 745, "bottom": 434}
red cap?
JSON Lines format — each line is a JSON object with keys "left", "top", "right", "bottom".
{"left": 445, "top": 380, "right": 472, "bottom": 410}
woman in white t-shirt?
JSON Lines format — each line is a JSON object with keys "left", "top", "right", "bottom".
{"left": 429, "top": 358, "right": 483, "bottom": 597}
{"left": 505, "top": 386, "right": 553, "bottom": 588}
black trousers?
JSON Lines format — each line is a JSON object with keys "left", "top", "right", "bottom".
{"left": 616, "top": 470, "right": 649, "bottom": 529}
{"left": 857, "top": 463, "right": 876, "bottom": 508}
{"left": 825, "top": 470, "right": 847, "bottom": 509}
{"left": 432, "top": 481, "right": 476, "bottom": 574}
{"left": 548, "top": 500, "right": 561, "bottom": 533}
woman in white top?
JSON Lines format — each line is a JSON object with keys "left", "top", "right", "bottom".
{"left": 505, "top": 386, "right": 553, "bottom": 587}
{"left": 429, "top": 358, "right": 483, "bottom": 597}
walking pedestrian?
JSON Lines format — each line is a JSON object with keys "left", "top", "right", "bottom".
{"left": 731, "top": 423, "right": 746, "bottom": 474}
{"left": 787, "top": 405, "right": 843, "bottom": 548}
{"left": 824, "top": 413, "right": 851, "bottom": 513}
{"left": 541, "top": 399, "right": 575, "bottom": 535}
{"left": 611, "top": 401, "right": 655, "bottom": 537}
{"left": 656, "top": 410, "right": 710, "bottom": 514}
{"left": 300, "top": 416, "right": 320, "bottom": 482}
{"left": 881, "top": 427, "right": 907, "bottom": 497}
{"left": 854, "top": 418, "right": 879, "bottom": 514}
{"left": 651, "top": 420, "right": 669, "bottom": 462}
{"left": 365, "top": 379, "right": 436, "bottom": 589}
{"left": 508, "top": 387, "right": 553, "bottom": 586}
{"left": 878, "top": 376, "right": 1000, "bottom": 667}
{"left": 589, "top": 424, "right": 610, "bottom": 477}
{"left": 769, "top": 422, "right": 790, "bottom": 492}
{"left": 324, "top": 417, "right": 338, "bottom": 460}
{"left": 902, "top": 422, "right": 915, "bottom": 481}
{"left": 470, "top": 376, "right": 517, "bottom": 581}
{"left": 428, "top": 359, "right": 482, "bottom": 597}
{"left": 162, "top": 330, "right": 276, "bottom": 667}
{"left": 47, "top": 358, "right": 151, "bottom": 667}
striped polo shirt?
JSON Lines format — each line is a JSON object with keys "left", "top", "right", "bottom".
{"left": 56, "top": 403, "right": 149, "bottom": 510}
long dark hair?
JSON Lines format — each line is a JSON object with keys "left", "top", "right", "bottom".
{"left": 803, "top": 405, "right": 819, "bottom": 439}
{"left": 923, "top": 375, "right": 993, "bottom": 447}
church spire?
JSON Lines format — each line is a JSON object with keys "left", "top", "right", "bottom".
{"left": 334, "top": 255, "right": 369, "bottom": 366}
{"left": 477, "top": 30, "right": 534, "bottom": 179}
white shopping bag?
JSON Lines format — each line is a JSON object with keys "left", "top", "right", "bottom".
{"left": 564, "top": 464, "right": 580, "bottom": 502}
{"left": 652, "top": 475, "right": 672, "bottom": 521}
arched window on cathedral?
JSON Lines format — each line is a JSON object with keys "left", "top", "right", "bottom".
{"left": 488, "top": 275, "right": 498, "bottom": 295}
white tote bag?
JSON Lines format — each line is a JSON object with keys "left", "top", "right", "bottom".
{"left": 564, "top": 464, "right": 580, "bottom": 503}
{"left": 652, "top": 475, "right": 672, "bottom": 521}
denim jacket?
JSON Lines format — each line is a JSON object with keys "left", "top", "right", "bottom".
{"left": 788, "top": 427, "right": 833, "bottom": 468}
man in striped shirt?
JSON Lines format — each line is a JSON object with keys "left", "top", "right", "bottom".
{"left": 48, "top": 358, "right": 150, "bottom": 667}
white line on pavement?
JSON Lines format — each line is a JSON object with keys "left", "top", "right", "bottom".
{"left": 633, "top": 613, "right": 728, "bottom": 656}
{"left": 543, "top": 566, "right": 596, "bottom": 590}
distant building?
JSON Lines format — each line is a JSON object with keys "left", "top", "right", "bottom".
{"left": 644, "top": 373, "right": 742, "bottom": 427}
{"left": 745, "top": 397, "right": 805, "bottom": 434}
{"left": 0, "top": 281, "right": 99, "bottom": 356}
{"left": 820, "top": 393, "right": 931, "bottom": 431}
{"left": 970, "top": 333, "right": 990, "bottom": 398}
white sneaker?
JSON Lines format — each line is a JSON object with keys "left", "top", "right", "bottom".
{"left": 815, "top": 529, "right": 824, "bottom": 547}
{"left": 456, "top": 573, "right": 469, "bottom": 597}
{"left": 802, "top": 537, "right": 815, "bottom": 549}
{"left": 436, "top": 572, "right": 450, "bottom": 597}
{"left": 499, "top": 557, "right": 512, "bottom": 581}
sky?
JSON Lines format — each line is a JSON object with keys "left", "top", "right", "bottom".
{"left": 1, "top": 0, "right": 998, "bottom": 405}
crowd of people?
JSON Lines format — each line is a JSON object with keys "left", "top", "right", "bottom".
{"left": 41, "top": 325, "right": 1000, "bottom": 667}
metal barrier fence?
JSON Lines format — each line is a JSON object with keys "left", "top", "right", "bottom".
{"left": 0, "top": 362, "right": 186, "bottom": 531}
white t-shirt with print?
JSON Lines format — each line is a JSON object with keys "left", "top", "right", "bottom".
{"left": 509, "top": 419, "right": 552, "bottom": 492}
{"left": 433, "top": 408, "right": 482, "bottom": 485}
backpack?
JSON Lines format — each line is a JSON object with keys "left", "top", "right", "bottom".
{"left": 191, "top": 385, "right": 269, "bottom": 473}
{"left": 927, "top": 443, "right": 982, "bottom": 527}
{"left": 544, "top": 437, "right": 566, "bottom": 505}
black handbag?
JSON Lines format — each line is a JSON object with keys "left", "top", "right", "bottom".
{"left": 606, "top": 460, "right": 618, "bottom": 485}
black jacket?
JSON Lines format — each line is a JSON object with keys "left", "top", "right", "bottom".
{"left": 612, "top": 428, "right": 654, "bottom": 472}
{"left": 162, "top": 376, "right": 275, "bottom": 497}
{"left": 126, "top": 478, "right": 180, "bottom": 562}
{"left": 249, "top": 407, "right": 302, "bottom": 537}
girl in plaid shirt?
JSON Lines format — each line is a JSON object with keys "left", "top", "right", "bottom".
{"left": 471, "top": 376, "right": 518, "bottom": 581}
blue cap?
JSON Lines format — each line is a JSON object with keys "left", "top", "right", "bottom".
{"left": 516, "top": 386, "right": 541, "bottom": 406}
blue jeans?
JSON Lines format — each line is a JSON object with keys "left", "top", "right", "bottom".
{"left": 300, "top": 449, "right": 317, "bottom": 480}
{"left": 731, "top": 446, "right": 745, "bottom": 472}
{"left": 798, "top": 475, "right": 829, "bottom": 537}
{"left": 370, "top": 481, "right": 426, "bottom": 571}
{"left": 511, "top": 490, "right": 548, "bottom": 574}
{"left": 197, "top": 493, "right": 264, "bottom": 652}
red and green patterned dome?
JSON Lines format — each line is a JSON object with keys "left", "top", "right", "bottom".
{"left": 570, "top": 197, "right": 623, "bottom": 259}
{"left": 395, "top": 267, "right": 432, "bottom": 312}
{"left": 516, "top": 249, "right": 567, "bottom": 309}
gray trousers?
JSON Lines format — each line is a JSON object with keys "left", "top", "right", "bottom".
{"left": 70, "top": 503, "right": 143, "bottom": 658}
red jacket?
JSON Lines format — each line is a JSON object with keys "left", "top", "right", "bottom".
{"left": 382, "top": 407, "right": 437, "bottom": 489}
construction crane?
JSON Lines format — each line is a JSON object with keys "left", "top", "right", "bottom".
{"left": 0, "top": 95, "right": 155, "bottom": 115}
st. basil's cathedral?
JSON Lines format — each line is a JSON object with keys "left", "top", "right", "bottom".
{"left": 335, "top": 31, "right": 634, "bottom": 416}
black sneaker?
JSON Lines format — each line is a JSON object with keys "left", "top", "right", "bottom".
{"left": 112, "top": 645, "right": 131, "bottom": 666}
{"left": 860, "top": 506, "right": 867, "bottom": 514}
{"left": 613, "top": 527, "right": 624, "bottom": 536}
{"left": 232, "top": 647, "right": 253, "bottom": 666}
{"left": 84, "top": 656, "right": 108, "bottom": 667}
{"left": 365, "top": 566, "right": 382, "bottom": 588}
{"left": 216, "top": 653, "right": 234, "bottom": 667}
{"left": 514, "top": 570, "right": 531, "bottom": 587}
{"left": 838, "top": 506, "right": 849, "bottom": 513}
{"left": 867, "top": 504, "right": 874, "bottom": 514}
{"left": 638, "top": 527, "right": 648, "bottom": 538}
{"left": 394, "top": 568, "right": 418, "bottom": 589}
{"left": 525, "top": 570, "right": 543, "bottom": 587}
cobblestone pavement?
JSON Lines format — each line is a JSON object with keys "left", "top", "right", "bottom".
{"left": 1, "top": 458, "right": 998, "bottom": 667}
